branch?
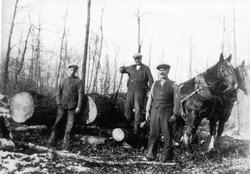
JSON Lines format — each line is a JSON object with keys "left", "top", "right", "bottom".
{"left": 14, "top": 141, "right": 176, "bottom": 166}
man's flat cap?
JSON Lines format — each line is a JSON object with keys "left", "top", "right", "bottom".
{"left": 68, "top": 64, "right": 79, "bottom": 70}
{"left": 156, "top": 64, "right": 170, "bottom": 70}
{"left": 133, "top": 53, "right": 143, "bottom": 59}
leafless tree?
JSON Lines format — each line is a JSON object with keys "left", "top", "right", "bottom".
{"left": 136, "top": 9, "right": 142, "bottom": 53}
{"left": 188, "top": 38, "right": 193, "bottom": 79}
{"left": 34, "top": 22, "right": 42, "bottom": 92}
{"left": 100, "top": 55, "right": 111, "bottom": 95}
{"left": 221, "top": 15, "right": 226, "bottom": 53}
{"left": 55, "top": 12, "right": 68, "bottom": 90}
{"left": 148, "top": 38, "right": 152, "bottom": 68}
{"left": 1, "top": 0, "right": 19, "bottom": 94}
{"left": 81, "top": 0, "right": 91, "bottom": 94}
{"left": 14, "top": 24, "right": 33, "bottom": 87}
{"left": 233, "top": 8, "right": 240, "bottom": 133}
{"left": 92, "top": 8, "right": 104, "bottom": 93}
{"left": 112, "top": 50, "right": 119, "bottom": 94}
{"left": 87, "top": 38, "right": 98, "bottom": 93}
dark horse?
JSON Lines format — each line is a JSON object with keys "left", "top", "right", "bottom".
{"left": 184, "top": 60, "right": 249, "bottom": 151}
{"left": 180, "top": 54, "right": 239, "bottom": 151}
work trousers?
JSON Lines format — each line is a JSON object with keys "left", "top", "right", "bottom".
{"left": 49, "top": 105, "right": 75, "bottom": 148}
{"left": 147, "top": 106, "right": 173, "bottom": 160}
{"left": 125, "top": 90, "right": 146, "bottom": 133}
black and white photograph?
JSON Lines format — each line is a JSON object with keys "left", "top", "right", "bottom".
{"left": 1, "top": 0, "right": 250, "bottom": 173}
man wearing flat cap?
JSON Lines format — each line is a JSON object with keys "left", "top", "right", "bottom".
{"left": 145, "top": 63, "right": 181, "bottom": 162}
{"left": 120, "top": 53, "right": 154, "bottom": 134}
{"left": 48, "top": 64, "right": 82, "bottom": 149}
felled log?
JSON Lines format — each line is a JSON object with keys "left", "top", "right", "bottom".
{"left": 80, "top": 135, "right": 106, "bottom": 145}
{"left": 9, "top": 91, "right": 127, "bottom": 128}
{"left": 89, "top": 93, "right": 127, "bottom": 128}
{"left": 9, "top": 91, "right": 98, "bottom": 128}
{"left": 14, "top": 141, "right": 176, "bottom": 166}
{"left": 14, "top": 125, "right": 47, "bottom": 131}
{"left": 112, "top": 128, "right": 130, "bottom": 142}
{"left": 112, "top": 127, "right": 148, "bottom": 148}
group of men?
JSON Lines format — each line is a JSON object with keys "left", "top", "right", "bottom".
{"left": 48, "top": 53, "right": 181, "bottom": 162}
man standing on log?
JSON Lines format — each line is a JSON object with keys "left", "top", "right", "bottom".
{"left": 145, "top": 64, "right": 181, "bottom": 162}
{"left": 119, "top": 53, "right": 154, "bottom": 134}
{"left": 48, "top": 64, "right": 82, "bottom": 149}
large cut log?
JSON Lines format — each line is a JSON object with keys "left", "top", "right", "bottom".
{"left": 9, "top": 91, "right": 97, "bottom": 128}
{"left": 9, "top": 91, "right": 127, "bottom": 128}
{"left": 89, "top": 93, "right": 127, "bottom": 128}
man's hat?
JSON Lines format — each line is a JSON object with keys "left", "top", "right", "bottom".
{"left": 156, "top": 64, "right": 170, "bottom": 70}
{"left": 133, "top": 53, "right": 142, "bottom": 59}
{"left": 68, "top": 64, "right": 79, "bottom": 70}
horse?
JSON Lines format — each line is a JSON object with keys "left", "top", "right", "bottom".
{"left": 180, "top": 53, "right": 239, "bottom": 151}
{"left": 184, "top": 60, "right": 249, "bottom": 151}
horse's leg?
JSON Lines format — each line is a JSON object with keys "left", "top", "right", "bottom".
{"left": 217, "top": 120, "right": 226, "bottom": 137}
{"left": 216, "top": 120, "right": 226, "bottom": 149}
{"left": 183, "top": 110, "right": 198, "bottom": 147}
{"left": 208, "top": 120, "right": 217, "bottom": 152}
{"left": 192, "top": 116, "right": 203, "bottom": 135}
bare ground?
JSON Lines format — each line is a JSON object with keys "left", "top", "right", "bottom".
{"left": 1, "top": 121, "right": 250, "bottom": 174}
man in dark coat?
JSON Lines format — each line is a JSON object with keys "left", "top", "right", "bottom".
{"left": 48, "top": 64, "right": 82, "bottom": 149}
{"left": 145, "top": 64, "right": 181, "bottom": 162}
{"left": 120, "top": 53, "right": 154, "bottom": 134}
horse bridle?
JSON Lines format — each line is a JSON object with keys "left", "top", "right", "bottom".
{"left": 216, "top": 61, "right": 238, "bottom": 93}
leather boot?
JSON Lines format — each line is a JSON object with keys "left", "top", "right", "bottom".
{"left": 146, "top": 144, "right": 155, "bottom": 161}
{"left": 163, "top": 147, "right": 173, "bottom": 162}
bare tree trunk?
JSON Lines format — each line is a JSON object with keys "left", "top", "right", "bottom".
{"left": 188, "top": 38, "right": 193, "bottom": 79}
{"left": 92, "top": 8, "right": 104, "bottom": 93}
{"left": 15, "top": 25, "right": 33, "bottom": 86}
{"left": 112, "top": 55, "right": 118, "bottom": 94}
{"left": 175, "top": 45, "right": 180, "bottom": 81}
{"left": 14, "top": 46, "right": 21, "bottom": 87}
{"left": 86, "top": 45, "right": 92, "bottom": 93}
{"left": 136, "top": 9, "right": 142, "bottom": 53}
{"left": 81, "top": 0, "right": 91, "bottom": 94}
{"left": 89, "top": 39, "right": 98, "bottom": 93}
{"left": 148, "top": 38, "right": 152, "bottom": 68}
{"left": 233, "top": 9, "right": 237, "bottom": 66}
{"left": 2, "top": 0, "right": 19, "bottom": 94}
{"left": 55, "top": 18, "right": 67, "bottom": 90}
{"left": 103, "top": 55, "right": 111, "bottom": 94}
{"left": 233, "top": 8, "right": 240, "bottom": 134}
{"left": 35, "top": 22, "right": 41, "bottom": 92}
{"left": 62, "top": 37, "right": 68, "bottom": 78}
{"left": 221, "top": 15, "right": 226, "bottom": 53}
{"left": 29, "top": 35, "right": 35, "bottom": 85}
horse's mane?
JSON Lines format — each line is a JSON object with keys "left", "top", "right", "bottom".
{"left": 179, "top": 78, "right": 195, "bottom": 97}
{"left": 179, "top": 63, "right": 219, "bottom": 98}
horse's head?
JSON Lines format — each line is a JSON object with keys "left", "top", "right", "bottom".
{"left": 234, "top": 60, "right": 250, "bottom": 95}
{"left": 204, "top": 53, "right": 238, "bottom": 94}
{"left": 218, "top": 54, "right": 238, "bottom": 92}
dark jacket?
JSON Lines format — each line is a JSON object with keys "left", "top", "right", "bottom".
{"left": 56, "top": 76, "right": 83, "bottom": 110}
{"left": 120, "top": 64, "right": 154, "bottom": 92}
